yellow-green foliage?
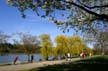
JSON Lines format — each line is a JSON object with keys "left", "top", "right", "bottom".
{"left": 55, "top": 35, "right": 69, "bottom": 55}
{"left": 41, "top": 45, "right": 52, "bottom": 60}
{"left": 52, "top": 47, "right": 60, "bottom": 59}
{"left": 55, "top": 35, "right": 91, "bottom": 56}
{"left": 68, "top": 36, "right": 92, "bottom": 55}
{"left": 84, "top": 47, "right": 93, "bottom": 55}
{"left": 40, "top": 34, "right": 52, "bottom": 60}
{"left": 68, "top": 36, "right": 83, "bottom": 55}
{"left": 40, "top": 34, "right": 92, "bottom": 59}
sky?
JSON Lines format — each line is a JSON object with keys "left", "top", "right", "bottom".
{"left": 0, "top": 0, "right": 76, "bottom": 44}
{"left": 0, "top": 0, "right": 94, "bottom": 48}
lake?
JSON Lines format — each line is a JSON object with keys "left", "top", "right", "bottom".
{"left": 0, "top": 54, "right": 42, "bottom": 64}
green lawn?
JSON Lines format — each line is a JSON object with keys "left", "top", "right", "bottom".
{"left": 25, "top": 55, "right": 108, "bottom": 71}
{"left": 77, "top": 55, "right": 108, "bottom": 62}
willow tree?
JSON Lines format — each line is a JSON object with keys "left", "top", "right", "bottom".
{"left": 52, "top": 47, "right": 60, "bottom": 60}
{"left": 40, "top": 34, "right": 52, "bottom": 60}
{"left": 7, "top": 0, "right": 108, "bottom": 33}
{"left": 69, "top": 36, "right": 91, "bottom": 55}
{"left": 55, "top": 35, "right": 69, "bottom": 56}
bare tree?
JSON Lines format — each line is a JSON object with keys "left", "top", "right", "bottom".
{"left": 14, "top": 32, "right": 40, "bottom": 63}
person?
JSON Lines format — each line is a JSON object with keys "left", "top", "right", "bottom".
{"left": 67, "top": 53, "right": 71, "bottom": 61}
{"left": 82, "top": 52, "right": 85, "bottom": 59}
{"left": 89, "top": 53, "right": 92, "bottom": 56}
{"left": 80, "top": 53, "right": 83, "bottom": 57}
{"left": 13, "top": 56, "right": 19, "bottom": 65}
{"left": 64, "top": 53, "right": 67, "bottom": 60}
{"left": 39, "top": 59, "right": 42, "bottom": 62}
{"left": 31, "top": 55, "right": 34, "bottom": 63}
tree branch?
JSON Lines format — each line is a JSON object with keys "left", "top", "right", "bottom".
{"left": 84, "top": 5, "right": 108, "bottom": 9}
{"left": 78, "top": 0, "right": 108, "bottom": 9}
{"left": 65, "top": 1, "right": 108, "bottom": 21}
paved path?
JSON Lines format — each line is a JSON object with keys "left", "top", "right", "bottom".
{"left": 0, "top": 58, "right": 80, "bottom": 71}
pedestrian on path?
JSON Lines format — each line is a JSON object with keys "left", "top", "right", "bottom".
{"left": 13, "top": 56, "right": 19, "bottom": 64}
{"left": 31, "top": 55, "right": 34, "bottom": 63}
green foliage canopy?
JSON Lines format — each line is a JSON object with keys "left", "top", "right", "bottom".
{"left": 7, "top": 0, "right": 108, "bottom": 33}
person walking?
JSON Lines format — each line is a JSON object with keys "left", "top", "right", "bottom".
{"left": 13, "top": 56, "right": 19, "bottom": 64}
{"left": 82, "top": 52, "right": 85, "bottom": 59}
{"left": 31, "top": 55, "right": 34, "bottom": 63}
{"left": 67, "top": 53, "right": 71, "bottom": 61}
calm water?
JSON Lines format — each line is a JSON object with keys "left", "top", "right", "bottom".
{"left": 0, "top": 54, "right": 42, "bottom": 64}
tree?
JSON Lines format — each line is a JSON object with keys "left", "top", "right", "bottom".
{"left": 55, "top": 35, "right": 69, "bottom": 56}
{"left": 69, "top": 36, "right": 91, "bottom": 55}
{"left": 94, "top": 31, "right": 108, "bottom": 55}
{"left": 0, "top": 43, "right": 11, "bottom": 54}
{"left": 40, "top": 34, "right": 52, "bottom": 60}
{"left": 15, "top": 32, "right": 40, "bottom": 63}
{"left": 0, "top": 31, "right": 10, "bottom": 43}
{"left": 93, "top": 44, "right": 102, "bottom": 55}
{"left": 54, "top": 35, "right": 91, "bottom": 56}
{"left": 83, "top": 33, "right": 95, "bottom": 44}
{"left": 0, "top": 31, "right": 11, "bottom": 55}
{"left": 7, "top": 0, "right": 108, "bottom": 33}
{"left": 52, "top": 47, "right": 60, "bottom": 60}
{"left": 69, "top": 36, "right": 83, "bottom": 55}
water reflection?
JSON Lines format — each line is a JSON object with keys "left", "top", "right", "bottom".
{"left": 0, "top": 54, "right": 42, "bottom": 64}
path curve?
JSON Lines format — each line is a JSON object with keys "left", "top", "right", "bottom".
{"left": 0, "top": 58, "right": 80, "bottom": 71}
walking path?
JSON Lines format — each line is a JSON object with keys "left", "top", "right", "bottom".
{"left": 0, "top": 58, "right": 80, "bottom": 71}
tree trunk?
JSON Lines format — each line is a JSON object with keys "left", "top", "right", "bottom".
{"left": 102, "top": 48, "right": 105, "bottom": 55}
{"left": 45, "top": 57, "right": 48, "bottom": 61}
{"left": 55, "top": 56, "right": 58, "bottom": 60}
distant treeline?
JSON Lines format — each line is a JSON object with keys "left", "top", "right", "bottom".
{"left": 0, "top": 43, "right": 41, "bottom": 54}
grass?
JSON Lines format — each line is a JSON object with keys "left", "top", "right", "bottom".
{"left": 24, "top": 55, "right": 108, "bottom": 71}
{"left": 77, "top": 55, "right": 108, "bottom": 62}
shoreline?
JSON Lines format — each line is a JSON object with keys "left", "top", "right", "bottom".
{"left": 0, "top": 59, "right": 69, "bottom": 71}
